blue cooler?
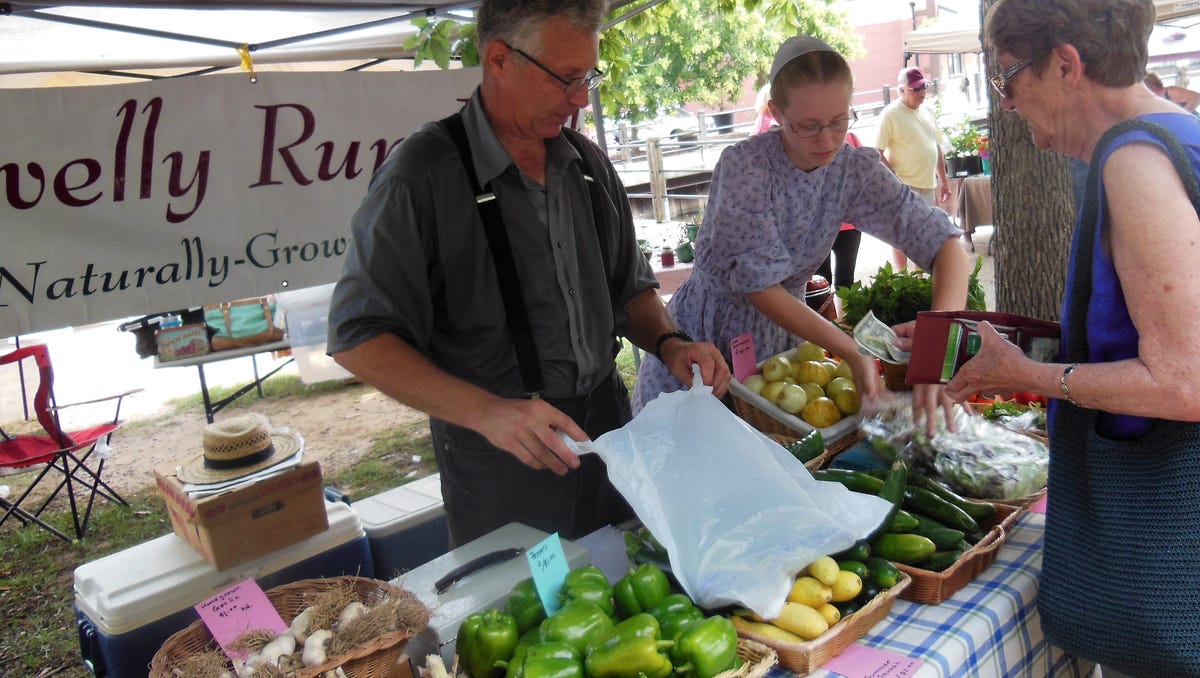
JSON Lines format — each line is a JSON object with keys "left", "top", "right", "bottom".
{"left": 73, "top": 500, "right": 371, "bottom": 677}
{"left": 353, "top": 474, "right": 450, "bottom": 579}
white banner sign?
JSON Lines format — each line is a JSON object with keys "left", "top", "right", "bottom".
{"left": 1, "top": 68, "right": 481, "bottom": 337}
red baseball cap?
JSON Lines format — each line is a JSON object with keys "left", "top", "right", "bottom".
{"left": 901, "top": 67, "right": 928, "bottom": 89}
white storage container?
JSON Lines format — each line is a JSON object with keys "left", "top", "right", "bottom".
{"left": 353, "top": 474, "right": 450, "bottom": 579}
{"left": 276, "top": 283, "right": 351, "bottom": 384}
{"left": 74, "top": 501, "right": 371, "bottom": 678}
{"left": 397, "top": 522, "right": 590, "bottom": 673}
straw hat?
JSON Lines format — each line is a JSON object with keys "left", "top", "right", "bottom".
{"left": 177, "top": 413, "right": 302, "bottom": 485}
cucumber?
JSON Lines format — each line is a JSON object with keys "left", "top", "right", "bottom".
{"left": 785, "top": 429, "right": 826, "bottom": 463}
{"left": 838, "top": 560, "right": 871, "bottom": 581}
{"left": 812, "top": 468, "right": 884, "bottom": 494}
{"left": 871, "top": 533, "right": 937, "bottom": 565}
{"left": 887, "top": 509, "right": 919, "bottom": 533}
{"left": 832, "top": 540, "right": 871, "bottom": 562}
{"left": 909, "top": 473, "right": 997, "bottom": 524}
{"left": 902, "top": 485, "right": 982, "bottom": 536}
{"left": 921, "top": 549, "right": 965, "bottom": 572}
{"left": 864, "top": 557, "right": 901, "bottom": 588}
{"left": 863, "top": 457, "right": 908, "bottom": 543}
{"left": 854, "top": 581, "right": 883, "bottom": 605}
{"left": 909, "top": 514, "right": 967, "bottom": 550}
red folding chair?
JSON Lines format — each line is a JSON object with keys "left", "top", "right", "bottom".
{"left": 0, "top": 344, "right": 139, "bottom": 541}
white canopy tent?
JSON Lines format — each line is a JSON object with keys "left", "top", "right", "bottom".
{"left": 904, "top": 0, "right": 1200, "bottom": 56}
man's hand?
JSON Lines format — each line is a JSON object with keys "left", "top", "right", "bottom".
{"left": 659, "top": 338, "right": 731, "bottom": 398}
{"left": 475, "top": 397, "right": 588, "bottom": 475}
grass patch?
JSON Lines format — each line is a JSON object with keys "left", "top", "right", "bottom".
{"left": 325, "top": 421, "right": 439, "bottom": 501}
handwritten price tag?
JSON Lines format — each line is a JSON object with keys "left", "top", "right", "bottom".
{"left": 526, "top": 533, "right": 570, "bottom": 616}
{"left": 730, "top": 333, "right": 757, "bottom": 383}
{"left": 822, "top": 644, "right": 922, "bottom": 678}
{"left": 195, "top": 579, "right": 288, "bottom": 661}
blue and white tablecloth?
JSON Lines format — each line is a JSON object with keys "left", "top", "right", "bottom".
{"left": 774, "top": 510, "right": 1098, "bottom": 678}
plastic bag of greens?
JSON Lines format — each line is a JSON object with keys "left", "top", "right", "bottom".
{"left": 931, "top": 415, "right": 1049, "bottom": 500}
{"left": 578, "top": 366, "right": 892, "bottom": 620}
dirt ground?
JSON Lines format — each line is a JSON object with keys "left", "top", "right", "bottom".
{"left": 95, "top": 382, "right": 429, "bottom": 498}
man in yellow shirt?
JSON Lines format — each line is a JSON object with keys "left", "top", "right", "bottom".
{"left": 875, "top": 67, "right": 950, "bottom": 269}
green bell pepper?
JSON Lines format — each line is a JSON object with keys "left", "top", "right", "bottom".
{"left": 499, "top": 628, "right": 542, "bottom": 678}
{"left": 670, "top": 616, "right": 739, "bottom": 678}
{"left": 558, "top": 580, "right": 615, "bottom": 618}
{"left": 584, "top": 612, "right": 661, "bottom": 656}
{"left": 563, "top": 565, "right": 611, "bottom": 591}
{"left": 537, "top": 600, "right": 614, "bottom": 656}
{"left": 658, "top": 606, "right": 705, "bottom": 641}
{"left": 524, "top": 641, "right": 581, "bottom": 662}
{"left": 584, "top": 635, "right": 674, "bottom": 678}
{"left": 613, "top": 563, "right": 672, "bottom": 618}
{"left": 458, "top": 609, "right": 520, "bottom": 678}
{"left": 646, "top": 592, "right": 696, "bottom": 622}
{"left": 507, "top": 578, "right": 548, "bottom": 635}
{"left": 521, "top": 657, "right": 585, "bottom": 678}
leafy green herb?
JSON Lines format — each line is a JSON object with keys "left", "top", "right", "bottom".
{"left": 837, "top": 257, "right": 987, "bottom": 327}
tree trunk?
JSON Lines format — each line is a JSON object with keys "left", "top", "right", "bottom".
{"left": 982, "top": 0, "right": 1076, "bottom": 321}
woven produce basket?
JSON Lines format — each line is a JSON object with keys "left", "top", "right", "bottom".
{"left": 714, "top": 638, "right": 779, "bottom": 678}
{"left": 733, "top": 572, "right": 912, "bottom": 675}
{"left": 730, "top": 384, "right": 862, "bottom": 444}
{"left": 894, "top": 502, "right": 1022, "bottom": 604}
{"left": 150, "top": 576, "right": 430, "bottom": 678}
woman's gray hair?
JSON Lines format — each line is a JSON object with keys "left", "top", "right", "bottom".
{"left": 985, "top": 0, "right": 1154, "bottom": 87}
{"left": 477, "top": 0, "right": 607, "bottom": 53}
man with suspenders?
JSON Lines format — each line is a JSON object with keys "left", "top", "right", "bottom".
{"left": 329, "top": 0, "right": 730, "bottom": 546}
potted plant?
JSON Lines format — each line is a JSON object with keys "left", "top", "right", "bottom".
{"left": 944, "top": 118, "right": 986, "bottom": 176}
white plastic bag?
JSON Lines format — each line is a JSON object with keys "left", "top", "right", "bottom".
{"left": 586, "top": 367, "right": 892, "bottom": 619}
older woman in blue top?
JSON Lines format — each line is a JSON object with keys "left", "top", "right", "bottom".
{"left": 944, "top": 0, "right": 1200, "bottom": 674}
{"left": 633, "top": 35, "right": 971, "bottom": 427}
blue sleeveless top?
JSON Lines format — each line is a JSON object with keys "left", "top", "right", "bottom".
{"left": 1057, "top": 112, "right": 1200, "bottom": 439}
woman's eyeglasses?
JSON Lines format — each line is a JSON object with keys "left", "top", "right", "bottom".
{"left": 785, "top": 110, "right": 859, "bottom": 139}
{"left": 990, "top": 56, "right": 1034, "bottom": 99}
{"left": 506, "top": 43, "right": 605, "bottom": 95}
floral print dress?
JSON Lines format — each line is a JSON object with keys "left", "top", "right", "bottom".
{"left": 632, "top": 129, "right": 960, "bottom": 412}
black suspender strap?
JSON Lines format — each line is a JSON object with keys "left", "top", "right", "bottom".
{"left": 441, "top": 112, "right": 545, "bottom": 395}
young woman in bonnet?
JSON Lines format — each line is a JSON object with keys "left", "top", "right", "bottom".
{"left": 633, "top": 36, "right": 970, "bottom": 430}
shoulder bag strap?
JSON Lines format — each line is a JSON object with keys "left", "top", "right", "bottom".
{"left": 1067, "top": 119, "right": 1200, "bottom": 362}
{"left": 440, "top": 112, "right": 545, "bottom": 395}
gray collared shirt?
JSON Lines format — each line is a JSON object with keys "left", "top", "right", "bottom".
{"left": 328, "top": 88, "right": 656, "bottom": 399}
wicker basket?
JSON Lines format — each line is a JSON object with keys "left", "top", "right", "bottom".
{"left": 149, "top": 576, "right": 430, "bottom": 678}
{"left": 879, "top": 360, "right": 911, "bottom": 391}
{"left": 715, "top": 638, "right": 779, "bottom": 678}
{"left": 730, "top": 385, "right": 862, "bottom": 444}
{"left": 894, "top": 502, "right": 1022, "bottom": 604}
{"left": 733, "top": 571, "right": 912, "bottom": 675}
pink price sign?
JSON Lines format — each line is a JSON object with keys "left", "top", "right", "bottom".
{"left": 195, "top": 579, "right": 289, "bottom": 661}
{"left": 730, "top": 333, "right": 757, "bottom": 383}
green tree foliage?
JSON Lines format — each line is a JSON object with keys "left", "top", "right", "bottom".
{"left": 406, "top": 1, "right": 860, "bottom": 123}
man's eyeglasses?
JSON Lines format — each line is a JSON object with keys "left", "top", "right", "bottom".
{"left": 785, "top": 110, "right": 858, "bottom": 139}
{"left": 990, "top": 56, "right": 1034, "bottom": 100}
{"left": 506, "top": 43, "right": 605, "bottom": 95}
{"left": 909, "top": 84, "right": 929, "bottom": 92}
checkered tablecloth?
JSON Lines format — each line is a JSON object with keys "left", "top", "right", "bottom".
{"left": 773, "top": 510, "right": 1097, "bottom": 677}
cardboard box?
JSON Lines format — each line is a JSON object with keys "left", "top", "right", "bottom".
{"left": 154, "top": 461, "right": 329, "bottom": 570}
